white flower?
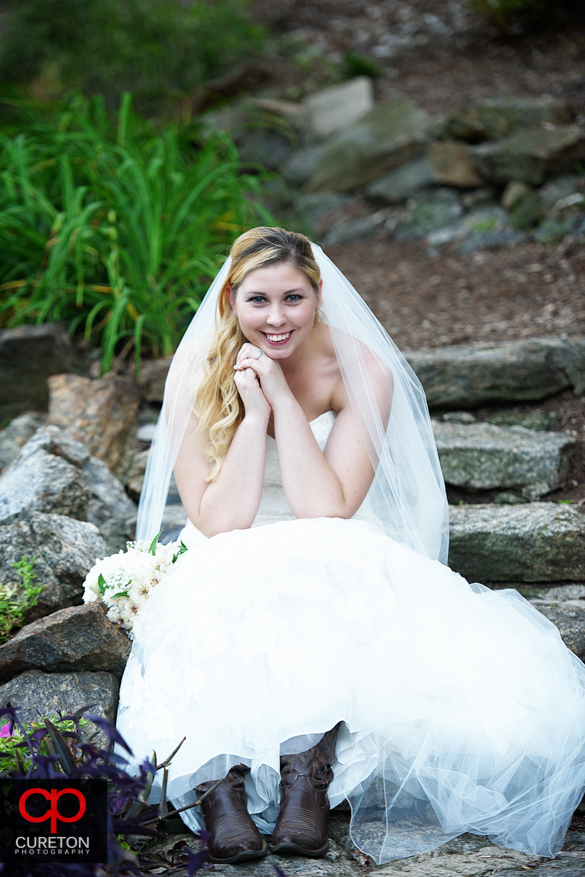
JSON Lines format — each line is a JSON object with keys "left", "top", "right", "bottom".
{"left": 82, "top": 536, "right": 188, "bottom": 637}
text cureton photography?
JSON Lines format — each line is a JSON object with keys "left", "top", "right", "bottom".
{"left": 0, "top": 778, "right": 107, "bottom": 864}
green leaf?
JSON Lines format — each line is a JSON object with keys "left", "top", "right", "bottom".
{"left": 149, "top": 532, "right": 161, "bottom": 555}
{"left": 97, "top": 573, "right": 107, "bottom": 595}
{"left": 111, "top": 590, "right": 130, "bottom": 600}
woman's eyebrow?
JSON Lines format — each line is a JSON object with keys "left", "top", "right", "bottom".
{"left": 245, "top": 287, "right": 306, "bottom": 295}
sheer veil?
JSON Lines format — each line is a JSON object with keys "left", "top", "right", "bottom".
{"left": 136, "top": 244, "right": 449, "bottom": 564}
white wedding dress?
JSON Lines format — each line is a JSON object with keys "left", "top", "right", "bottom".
{"left": 117, "top": 410, "right": 585, "bottom": 863}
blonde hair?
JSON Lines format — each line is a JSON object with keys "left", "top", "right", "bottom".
{"left": 194, "top": 227, "right": 321, "bottom": 481}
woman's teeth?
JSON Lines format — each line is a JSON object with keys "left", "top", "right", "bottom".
{"left": 265, "top": 332, "right": 291, "bottom": 342}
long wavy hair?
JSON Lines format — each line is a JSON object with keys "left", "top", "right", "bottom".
{"left": 193, "top": 227, "right": 321, "bottom": 481}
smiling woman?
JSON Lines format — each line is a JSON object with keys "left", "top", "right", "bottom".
{"left": 117, "top": 227, "right": 585, "bottom": 867}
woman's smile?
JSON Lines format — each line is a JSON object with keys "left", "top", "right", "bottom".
{"left": 263, "top": 331, "right": 293, "bottom": 346}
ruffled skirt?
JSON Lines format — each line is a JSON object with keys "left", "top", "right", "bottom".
{"left": 116, "top": 517, "right": 585, "bottom": 863}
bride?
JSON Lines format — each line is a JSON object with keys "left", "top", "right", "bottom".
{"left": 116, "top": 227, "right": 585, "bottom": 865}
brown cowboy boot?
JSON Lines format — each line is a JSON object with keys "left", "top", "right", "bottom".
{"left": 195, "top": 764, "right": 267, "bottom": 864}
{"left": 270, "top": 724, "right": 340, "bottom": 857}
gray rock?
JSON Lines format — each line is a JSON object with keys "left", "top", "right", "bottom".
{"left": 481, "top": 410, "right": 559, "bottom": 431}
{"left": 0, "top": 426, "right": 91, "bottom": 522}
{"left": 448, "top": 503, "right": 585, "bottom": 582}
{"left": 427, "top": 141, "right": 484, "bottom": 188}
{"left": 138, "top": 355, "right": 173, "bottom": 404}
{"left": 295, "top": 192, "right": 358, "bottom": 231}
{"left": 237, "top": 128, "right": 296, "bottom": 173}
{"left": 48, "top": 373, "right": 140, "bottom": 480}
{"left": 0, "top": 668, "right": 119, "bottom": 725}
{"left": 471, "top": 125, "right": 585, "bottom": 186}
{"left": 455, "top": 229, "right": 528, "bottom": 255}
{"left": 0, "top": 425, "right": 136, "bottom": 552}
{"left": 375, "top": 844, "right": 538, "bottom": 875}
{"left": 83, "top": 455, "right": 137, "bottom": 552}
{"left": 442, "top": 411, "right": 476, "bottom": 424}
{"left": 0, "top": 602, "right": 130, "bottom": 683}
{"left": 405, "top": 337, "right": 585, "bottom": 408}
{"left": 366, "top": 158, "right": 435, "bottom": 204}
{"left": 538, "top": 174, "right": 583, "bottom": 214}
{"left": 0, "top": 324, "right": 86, "bottom": 421}
{"left": 307, "top": 99, "right": 433, "bottom": 192}
{"left": 192, "top": 839, "right": 362, "bottom": 877}
{"left": 303, "top": 76, "right": 374, "bottom": 142}
{"left": 443, "top": 96, "right": 574, "bottom": 143}
{"left": 126, "top": 449, "right": 149, "bottom": 499}
{"left": 0, "top": 412, "right": 46, "bottom": 473}
{"left": 323, "top": 210, "right": 391, "bottom": 245}
{"left": 493, "top": 492, "right": 525, "bottom": 504}
{"left": 394, "top": 189, "right": 463, "bottom": 242}
{"left": 433, "top": 420, "right": 576, "bottom": 494}
{"left": 283, "top": 145, "right": 326, "bottom": 187}
{"left": 531, "top": 601, "right": 585, "bottom": 663}
{"left": 0, "top": 512, "right": 106, "bottom": 621}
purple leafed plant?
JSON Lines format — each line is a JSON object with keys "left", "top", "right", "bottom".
{"left": 0, "top": 703, "right": 210, "bottom": 876}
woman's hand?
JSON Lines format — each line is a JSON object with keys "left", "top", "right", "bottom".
{"left": 235, "top": 343, "right": 293, "bottom": 410}
{"left": 233, "top": 355, "right": 271, "bottom": 421}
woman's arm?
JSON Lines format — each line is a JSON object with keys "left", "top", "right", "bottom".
{"left": 237, "top": 344, "right": 392, "bottom": 520}
{"left": 174, "top": 366, "right": 271, "bottom": 537}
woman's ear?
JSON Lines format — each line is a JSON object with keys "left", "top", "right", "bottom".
{"left": 226, "top": 284, "right": 236, "bottom": 315}
{"left": 318, "top": 279, "right": 323, "bottom": 306}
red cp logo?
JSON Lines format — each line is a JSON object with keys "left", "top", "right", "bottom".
{"left": 19, "top": 788, "right": 86, "bottom": 834}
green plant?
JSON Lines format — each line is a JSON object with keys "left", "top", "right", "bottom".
{"left": 470, "top": 216, "right": 499, "bottom": 233}
{"left": 558, "top": 499, "right": 571, "bottom": 505}
{"left": 342, "top": 52, "right": 381, "bottom": 80}
{"left": 0, "top": 703, "right": 212, "bottom": 874}
{"left": 0, "top": 0, "right": 264, "bottom": 111}
{"left": 0, "top": 93, "right": 275, "bottom": 372}
{"left": 0, "top": 556, "right": 41, "bottom": 643}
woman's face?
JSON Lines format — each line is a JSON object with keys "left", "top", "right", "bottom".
{"left": 229, "top": 261, "right": 321, "bottom": 360}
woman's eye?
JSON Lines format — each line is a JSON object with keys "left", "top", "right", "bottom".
{"left": 249, "top": 296, "right": 266, "bottom": 303}
{"left": 286, "top": 294, "right": 302, "bottom": 302}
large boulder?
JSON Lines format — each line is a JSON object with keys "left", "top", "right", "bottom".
{"left": 0, "top": 668, "right": 119, "bottom": 725}
{"left": 448, "top": 503, "right": 585, "bottom": 582}
{"left": 307, "top": 99, "right": 433, "bottom": 192}
{"left": 443, "top": 96, "right": 574, "bottom": 143}
{"left": 0, "top": 603, "right": 130, "bottom": 684}
{"left": 0, "top": 412, "right": 46, "bottom": 473}
{"left": 470, "top": 124, "right": 585, "bottom": 186}
{"left": 0, "top": 512, "right": 107, "bottom": 621}
{"left": 48, "top": 373, "right": 140, "bottom": 479}
{"left": 0, "top": 425, "right": 136, "bottom": 552}
{"left": 433, "top": 421, "right": 576, "bottom": 497}
{"left": 0, "top": 324, "right": 86, "bottom": 421}
{"left": 405, "top": 337, "right": 585, "bottom": 408}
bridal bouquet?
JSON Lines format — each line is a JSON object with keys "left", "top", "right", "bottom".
{"left": 83, "top": 535, "right": 187, "bottom": 638}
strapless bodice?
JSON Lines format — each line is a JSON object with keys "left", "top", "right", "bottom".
{"left": 252, "top": 409, "right": 337, "bottom": 527}
{"left": 181, "top": 409, "right": 378, "bottom": 547}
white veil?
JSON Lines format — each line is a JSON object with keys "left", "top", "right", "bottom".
{"left": 136, "top": 244, "right": 449, "bottom": 564}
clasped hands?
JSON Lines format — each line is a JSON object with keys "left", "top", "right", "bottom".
{"left": 233, "top": 342, "right": 291, "bottom": 418}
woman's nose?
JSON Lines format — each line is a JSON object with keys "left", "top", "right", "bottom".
{"left": 266, "top": 305, "right": 286, "bottom": 326}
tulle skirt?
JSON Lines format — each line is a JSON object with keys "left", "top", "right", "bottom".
{"left": 116, "top": 517, "right": 585, "bottom": 863}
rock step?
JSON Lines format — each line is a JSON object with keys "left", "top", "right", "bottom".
{"left": 0, "top": 669, "right": 118, "bottom": 726}
{"left": 405, "top": 336, "right": 585, "bottom": 408}
{"left": 0, "top": 602, "right": 131, "bottom": 685}
{"left": 448, "top": 502, "right": 585, "bottom": 583}
{"left": 433, "top": 420, "right": 576, "bottom": 498}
